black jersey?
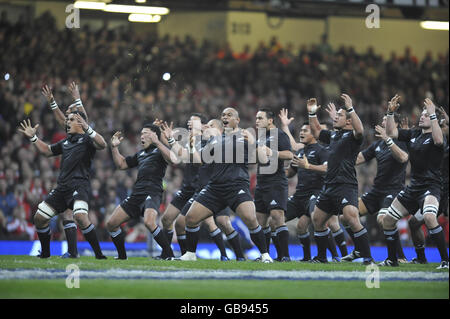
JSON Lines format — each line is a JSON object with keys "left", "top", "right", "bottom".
{"left": 442, "top": 143, "right": 449, "bottom": 189}
{"left": 291, "top": 143, "right": 329, "bottom": 192}
{"left": 125, "top": 145, "right": 168, "bottom": 195}
{"left": 180, "top": 164, "right": 199, "bottom": 192}
{"left": 50, "top": 133, "right": 96, "bottom": 186}
{"left": 319, "top": 129, "right": 363, "bottom": 186}
{"left": 203, "top": 131, "right": 249, "bottom": 186}
{"left": 361, "top": 139, "right": 408, "bottom": 190}
{"left": 398, "top": 129, "right": 446, "bottom": 185}
{"left": 197, "top": 138, "right": 212, "bottom": 190}
{"left": 256, "top": 128, "right": 291, "bottom": 183}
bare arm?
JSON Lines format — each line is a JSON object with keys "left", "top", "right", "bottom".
{"left": 306, "top": 98, "right": 323, "bottom": 140}
{"left": 149, "top": 131, "right": 177, "bottom": 164}
{"left": 385, "top": 94, "right": 401, "bottom": 139}
{"left": 278, "top": 108, "right": 303, "bottom": 151}
{"left": 291, "top": 155, "right": 327, "bottom": 174}
{"left": 286, "top": 166, "right": 297, "bottom": 178}
{"left": 375, "top": 125, "right": 409, "bottom": 163}
{"left": 424, "top": 98, "right": 444, "bottom": 146}
{"left": 18, "top": 119, "right": 53, "bottom": 157}
{"left": 110, "top": 132, "right": 128, "bottom": 170}
{"left": 68, "top": 82, "right": 88, "bottom": 121}
{"left": 42, "top": 85, "right": 67, "bottom": 129}
{"left": 356, "top": 152, "right": 366, "bottom": 165}
{"left": 341, "top": 94, "right": 363, "bottom": 139}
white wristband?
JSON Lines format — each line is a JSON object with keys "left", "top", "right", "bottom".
{"left": 74, "top": 99, "right": 83, "bottom": 108}
{"left": 50, "top": 101, "right": 58, "bottom": 110}
{"left": 386, "top": 138, "right": 394, "bottom": 147}
{"left": 168, "top": 137, "right": 175, "bottom": 145}
{"left": 85, "top": 126, "right": 96, "bottom": 138}
{"left": 30, "top": 135, "right": 38, "bottom": 143}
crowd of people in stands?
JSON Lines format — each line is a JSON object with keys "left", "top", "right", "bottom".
{"left": 0, "top": 11, "right": 448, "bottom": 245}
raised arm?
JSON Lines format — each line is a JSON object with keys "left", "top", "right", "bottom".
{"left": 307, "top": 98, "right": 322, "bottom": 140}
{"left": 278, "top": 108, "right": 303, "bottom": 151}
{"left": 161, "top": 121, "right": 186, "bottom": 164}
{"left": 424, "top": 98, "right": 444, "bottom": 146}
{"left": 149, "top": 131, "right": 177, "bottom": 164}
{"left": 18, "top": 119, "right": 53, "bottom": 157}
{"left": 68, "top": 82, "right": 88, "bottom": 121}
{"left": 110, "top": 131, "right": 129, "bottom": 170}
{"left": 74, "top": 114, "right": 107, "bottom": 150}
{"left": 42, "top": 85, "right": 66, "bottom": 129}
{"left": 375, "top": 125, "right": 409, "bottom": 163}
{"left": 385, "top": 94, "right": 401, "bottom": 139}
{"left": 341, "top": 94, "right": 363, "bottom": 139}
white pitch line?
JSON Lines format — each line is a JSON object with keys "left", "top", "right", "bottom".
{"left": 0, "top": 269, "right": 448, "bottom": 281}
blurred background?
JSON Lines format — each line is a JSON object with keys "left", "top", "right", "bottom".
{"left": 0, "top": 0, "right": 448, "bottom": 257}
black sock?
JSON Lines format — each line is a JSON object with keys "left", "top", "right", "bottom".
{"left": 353, "top": 228, "right": 372, "bottom": 259}
{"left": 165, "top": 229, "right": 174, "bottom": 244}
{"left": 415, "top": 244, "right": 427, "bottom": 261}
{"left": 298, "top": 232, "right": 311, "bottom": 260}
{"left": 185, "top": 226, "right": 200, "bottom": 253}
{"left": 36, "top": 226, "right": 51, "bottom": 257}
{"left": 63, "top": 220, "right": 78, "bottom": 256}
{"left": 82, "top": 224, "right": 103, "bottom": 257}
{"left": 314, "top": 229, "right": 330, "bottom": 260}
{"left": 249, "top": 225, "right": 268, "bottom": 254}
{"left": 327, "top": 231, "right": 339, "bottom": 258}
{"left": 332, "top": 229, "right": 348, "bottom": 257}
{"left": 396, "top": 237, "right": 406, "bottom": 259}
{"left": 263, "top": 227, "right": 271, "bottom": 253}
{"left": 210, "top": 228, "right": 227, "bottom": 258}
{"left": 344, "top": 225, "right": 355, "bottom": 243}
{"left": 271, "top": 231, "right": 281, "bottom": 258}
{"left": 276, "top": 226, "right": 290, "bottom": 258}
{"left": 226, "top": 230, "right": 245, "bottom": 259}
{"left": 109, "top": 228, "right": 126, "bottom": 259}
{"left": 177, "top": 234, "right": 187, "bottom": 255}
{"left": 383, "top": 228, "right": 399, "bottom": 262}
{"left": 152, "top": 226, "right": 174, "bottom": 258}
{"left": 429, "top": 226, "right": 449, "bottom": 262}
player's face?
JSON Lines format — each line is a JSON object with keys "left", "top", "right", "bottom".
{"left": 419, "top": 109, "right": 431, "bottom": 129}
{"left": 66, "top": 113, "right": 81, "bottom": 134}
{"left": 222, "top": 108, "right": 239, "bottom": 129}
{"left": 140, "top": 128, "right": 153, "bottom": 148}
{"left": 333, "top": 109, "right": 347, "bottom": 129}
{"left": 256, "top": 111, "right": 270, "bottom": 129}
{"left": 381, "top": 116, "right": 387, "bottom": 128}
{"left": 299, "top": 125, "right": 313, "bottom": 144}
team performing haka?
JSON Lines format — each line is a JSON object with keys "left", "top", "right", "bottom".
{"left": 20, "top": 84, "right": 448, "bottom": 267}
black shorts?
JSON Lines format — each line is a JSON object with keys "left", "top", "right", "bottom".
{"left": 285, "top": 190, "right": 320, "bottom": 222}
{"left": 170, "top": 187, "right": 196, "bottom": 211}
{"left": 195, "top": 183, "right": 253, "bottom": 214}
{"left": 120, "top": 191, "right": 161, "bottom": 219}
{"left": 397, "top": 183, "right": 441, "bottom": 215}
{"left": 315, "top": 184, "right": 359, "bottom": 215}
{"left": 181, "top": 193, "right": 233, "bottom": 217}
{"left": 45, "top": 183, "right": 90, "bottom": 214}
{"left": 361, "top": 187, "right": 402, "bottom": 215}
{"left": 254, "top": 181, "right": 288, "bottom": 214}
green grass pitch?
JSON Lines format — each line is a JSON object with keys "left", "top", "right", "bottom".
{"left": 0, "top": 256, "right": 448, "bottom": 299}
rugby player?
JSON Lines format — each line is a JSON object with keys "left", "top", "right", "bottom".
{"left": 308, "top": 95, "right": 373, "bottom": 264}
{"left": 18, "top": 112, "right": 107, "bottom": 259}
{"left": 254, "top": 109, "right": 293, "bottom": 261}
{"left": 106, "top": 124, "right": 176, "bottom": 260}
{"left": 407, "top": 105, "right": 449, "bottom": 266}
{"left": 179, "top": 107, "right": 272, "bottom": 262}
{"left": 382, "top": 97, "right": 448, "bottom": 269}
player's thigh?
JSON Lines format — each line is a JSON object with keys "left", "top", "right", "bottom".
{"left": 383, "top": 198, "right": 409, "bottom": 228}
{"left": 311, "top": 206, "right": 330, "bottom": 230}
{"left": 143, "top": 208, "right": 159, "bottom": 230}
{"left": 327, "top": 215, "right": 340, "bottom": 232}
{"left": 106, "top": 205, "right": 131, "bottom": 231}
{"left": 422, "top": 195, "right": 440, "bottom": 228}
{"left": 297, "top": 215, "right": 311, "bottom": 234}
{"left": 161, "top": 204, "right": 181, "bottom": 229}
{"left": 256, "top": 211, "right": 269, "bottom": 228}
{"left": 235, "top": 200, "right": 259, "bottom": 229}
{"left": 269, "top": 209, "right": 285, "bottom": 227}
{"left": 72, "top": 200, "right": 91, "bottom": 229}
{"left": 215, "top": 215, "right": 234, "bottom": 234}
{"left": 185, "top": 201, "right": 214, "bottom": 226}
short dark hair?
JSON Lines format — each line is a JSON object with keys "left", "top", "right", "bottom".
{"left": 191, "top": 113, "right": 207, "bottom": 124}
{"left": 142, "top": 123, "right": 161, "bottom": 139}
{"left": 258, "top": 108, "right": 275, "bottom": 121}
{"left": 69, "top": 111, "right": 87, "bottom": 121}
{"left": 338, "top": 107, "right": 352, "bottom": 120}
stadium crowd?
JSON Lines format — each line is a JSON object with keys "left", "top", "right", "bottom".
{"left": 0, "top": 11, "right": 448, "bottom": 247}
